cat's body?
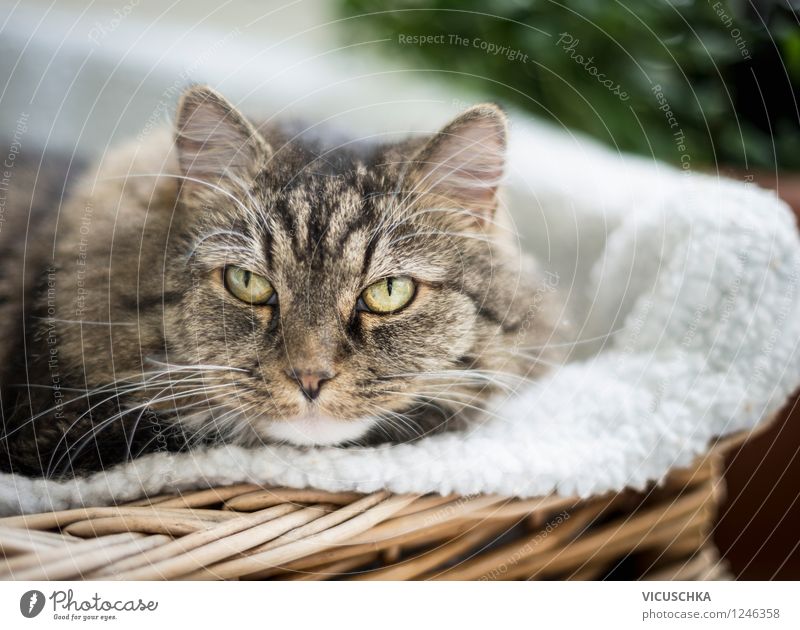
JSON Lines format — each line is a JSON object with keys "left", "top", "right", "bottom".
{"left": 0, "top": 87, "right": 564, "bottom": 478}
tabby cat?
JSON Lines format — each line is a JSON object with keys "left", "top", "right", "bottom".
{"left": 0, "top": 86, "right": 562, "bottom": 478}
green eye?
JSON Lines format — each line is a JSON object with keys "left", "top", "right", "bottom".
{"left": 361, "top": 276, "right": 415, "bottom": 314}
{"left": 224, "top": 266, "right": 275, "bottom": 305}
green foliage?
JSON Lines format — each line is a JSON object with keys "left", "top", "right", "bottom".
{"left": 338, "top": 0, "right": 800, "bottom": 169}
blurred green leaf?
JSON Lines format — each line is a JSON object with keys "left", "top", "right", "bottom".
{"left": 338, "top": 0, "right": 800, "bottom": 169}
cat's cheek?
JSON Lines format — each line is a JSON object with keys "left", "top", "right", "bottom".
{"left": 181, "top": 282, "right": 279, "bottom": 344}
{"left": 417, "top": 293, "right": 479, "bottom": 359}
{"left": 354, "top": 291, "right": 478, "bottom": 367}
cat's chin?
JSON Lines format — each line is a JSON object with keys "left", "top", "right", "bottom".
{"left": 257, "top": 413, "right": 376, "bottom": 447}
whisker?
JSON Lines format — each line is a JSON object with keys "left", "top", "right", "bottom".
{"left": 31, "top": 317, "right": 138, "bottom": 327}
{"left": 49, "top": 383, "right": 236, "bottom": 476}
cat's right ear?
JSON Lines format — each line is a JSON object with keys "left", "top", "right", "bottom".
{"left": 402, "top": 104, "right": 507, "bottom": 229}
{"left": 174, "top": 85, "right": 271, "bottom": 197}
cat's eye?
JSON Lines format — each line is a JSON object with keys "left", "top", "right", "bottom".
{"left": 360, "top": 276, "right": 415, "bottom": 314}
{"left": 224, "top": 266, "right": 275, "bottom": 305}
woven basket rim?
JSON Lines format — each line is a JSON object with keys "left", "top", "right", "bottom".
{"left": 0, "top": 423, "right": 769, "bottom": 580}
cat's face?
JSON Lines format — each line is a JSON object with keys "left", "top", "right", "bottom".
{"left": 164, "top": 86, "right": 535, "bottom": 446}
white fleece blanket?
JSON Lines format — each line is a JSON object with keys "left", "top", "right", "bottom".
{"left": 2, "top": 116, "right": 799, "bottom": 516}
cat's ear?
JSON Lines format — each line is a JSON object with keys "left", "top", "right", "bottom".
{"left": 403, "top": 104, "right": 507, "bottom": 227}
{"left": 174, "top": 85, "right": 270, "bottom": 194}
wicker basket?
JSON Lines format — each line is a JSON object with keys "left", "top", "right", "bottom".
{"left": 0, "top": 432, "right": 754, "bottom": 581}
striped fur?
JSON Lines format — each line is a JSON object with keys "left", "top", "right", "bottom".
{"left": 0, "top": 86, "right": 564, "bottom": 478}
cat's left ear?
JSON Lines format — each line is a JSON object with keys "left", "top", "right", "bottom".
{"left": 403, "top": 104, "right": 507, "bottom": 227}
{"left": 174, "top": 85, "right": 271, "bottom": 197}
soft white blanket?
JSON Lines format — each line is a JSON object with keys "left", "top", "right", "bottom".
{"left": 2, "top": 116, "right": 799, "bottom": 516}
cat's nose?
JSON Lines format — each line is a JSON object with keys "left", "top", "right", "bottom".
{"left": 285, "top": 369, "right": 335, "bottom": 401}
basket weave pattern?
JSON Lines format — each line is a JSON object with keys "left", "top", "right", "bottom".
{"left": 0, "top": 446, "right": 735, "bottom": 580}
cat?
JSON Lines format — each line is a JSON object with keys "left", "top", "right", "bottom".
{"left": 0, "top": 86, "right": 564, "bottom": 478}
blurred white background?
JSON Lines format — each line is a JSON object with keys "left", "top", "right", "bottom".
{"left": 0, "top": 0, "right": 453, "bottom": 156}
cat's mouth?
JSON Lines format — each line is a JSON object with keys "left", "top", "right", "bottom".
{"left": 255, "top": 412, "right": 376, "bottom": 447}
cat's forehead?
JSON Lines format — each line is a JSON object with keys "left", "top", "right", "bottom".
{"left": 243, "top": 162, "right": 389, "bottom": 280}
{"left": 258, "top": 166, "right": 383, "bottom": 233}
{"left": 252, "top": 143, "right": 399, "bottom": 234}
{"left": 191, "top": 133, "right": 439, "bottom": 283}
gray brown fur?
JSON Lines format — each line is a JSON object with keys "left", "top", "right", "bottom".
{"left": 0, "top": 86, "right": 564, "bottom": 478}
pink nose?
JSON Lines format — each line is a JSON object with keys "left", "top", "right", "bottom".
{"left": 286, "top": 369, "right": 335, "bottom": 401}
